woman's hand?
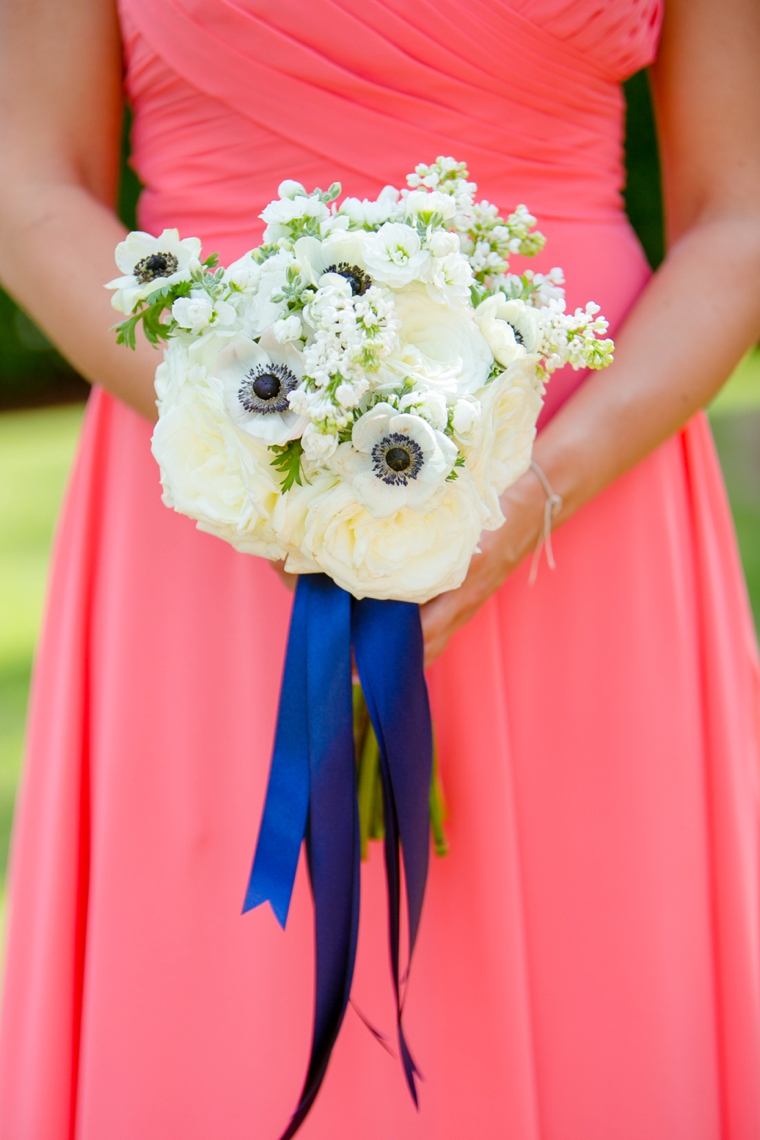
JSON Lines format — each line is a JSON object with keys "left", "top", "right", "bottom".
{"left": 421, "top": 467, "right": 547, "bottom": 666}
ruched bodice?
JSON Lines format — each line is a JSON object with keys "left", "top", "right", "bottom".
{"left": 119, "top": 0, "right": 660, "bottom": 422}
{"left": 120, "top": 0, "right": 660, "bottom": 244}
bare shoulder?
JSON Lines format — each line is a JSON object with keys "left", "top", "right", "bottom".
{"left": 651, "top": 0, "right": 760, "bottom": 237}
{"left": 0, "top": 0, "right": 123, "bottom": 200}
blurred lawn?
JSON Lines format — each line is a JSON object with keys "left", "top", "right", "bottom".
{"left": 0, "top": 362, "right": 759, "bottom": 923}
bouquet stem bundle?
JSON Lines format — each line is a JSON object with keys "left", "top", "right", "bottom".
{"left": 353, "top": 685, "right": 448, "bottom": 859}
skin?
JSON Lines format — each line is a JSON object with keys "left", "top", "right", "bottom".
{"left": 0, "top": 0, "right": 759, "bottom": 662}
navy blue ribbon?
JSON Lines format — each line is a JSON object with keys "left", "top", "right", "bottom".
{"left": 244, "top": 574, "right": 433, "bottom": 1138}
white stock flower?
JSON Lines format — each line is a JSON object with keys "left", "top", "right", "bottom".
{"left": 362, "top": 223, "right": 431, "bottom": 288}
{"left": 398, "top": 389, "right": 448, "bottom": 431}
{"left": 404, "top": 190, "right": 457, "bottom": 224}
{"left": 289, "top": 472, "right": 487, "bottom": 603}
{"left": 151, "top": 376, "right": 284, "bottom": 560}
{"left": 223, "top": 253, "right": 261, "bottom": 293}
{"left": 172, "top": 295, "right": 213, "bottom": 332}
{"left": 172, "top": 294, "right": 236, "bottom": 333}
{"left": 330, "top": 403, "right": 457, "bottom": 519}
{"left": 107, "top": 229, "right": 202, "bottom": 314}
{"left": 378, "top": 285, "right": 491, "bottom": 400}
{"left": 301, "top": 423, "right": 339, "bottom": 462}
{"left": 212, "top": 330, "right": 308, "bottom": 444}
{"left": 260, "top": 195, "right": 330, "bottom": 243}
{"left": 427, "top": 230, "right": 460, "bottom": 257}
{"left": 426, "top": 251, "right": 473, "bottom": 306}
{"left": 474, "top": 294, "right": 540, "bottom": 367}
{"left": 338, "top": 187, "right": 402, "bottom": 229}
{"left": 278, "top": 179, "right": 307, "bottom": 199}
{"left": 272, "top": 314, "right": 303, "bottom": 343}
{"left": 239, "top": 250, "right": 294, "bottom": 337}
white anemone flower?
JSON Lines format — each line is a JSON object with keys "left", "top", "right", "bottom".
{"left": 362, "top": 223, "right": 431, "bottom": 288}
{"left": 107, "top": 229, "right": 202, "bottom": 314}
{"left": 294, "top": 233, "right": 372, "bottom": 296}
{"left": 474, "top": 295, "right": 540, "bottom": 367}
{"left": 213, "top": 330, "right": 308, "bottom": 444}
{"left": 331, "top": 402, "right": 457, "bottom": 518}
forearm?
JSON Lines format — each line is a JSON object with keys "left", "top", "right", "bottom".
{"left": 532, "top": 211, "right": 760, "bottom": 525}
{"left": 0, "top": 178, "right": 159, "bottom": 422}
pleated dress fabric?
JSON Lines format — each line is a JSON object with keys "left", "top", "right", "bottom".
{"left": 3, "top": 1, "right": 760, "bottom": 1137}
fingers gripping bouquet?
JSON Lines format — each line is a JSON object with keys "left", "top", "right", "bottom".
{"left": 109, "top": 158, "right": 613, "bottom": 603}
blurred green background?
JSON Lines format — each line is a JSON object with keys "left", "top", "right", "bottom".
{"left": 0, "top": 75, "right": 759, "bottom": 933}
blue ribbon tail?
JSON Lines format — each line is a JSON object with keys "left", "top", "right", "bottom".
{"left": 243, "top": 578, "right": 310, "bottom": 927}
{"left": 352, "top": 597, "right": 433, "bottom": 1106}
{"left": 280, "top": 576, "right": 360, "bottom": 1140}
{"left": 245, "top": 578, "right": 432, "bottom": 1138}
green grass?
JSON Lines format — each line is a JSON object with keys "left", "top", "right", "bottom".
{"left": 0, "top": 403, "right": 86, "bottom": 892}
{"left": 0, "top": 364, "right": 758, "bottom": 937}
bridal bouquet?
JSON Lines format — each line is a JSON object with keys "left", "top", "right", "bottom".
{"left": 108, "top": 159, "right": 613, "bottom": 1137}
{"left": 108, "top": 157, "right": 613, "bottom": 604}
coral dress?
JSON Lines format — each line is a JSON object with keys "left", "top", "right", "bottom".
{"left": 3, "top": 1, "right": 760, "bottom": 1137}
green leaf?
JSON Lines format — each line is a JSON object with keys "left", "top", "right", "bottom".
{"left": 269, "top": 438, "right": 306, "bottom": 492}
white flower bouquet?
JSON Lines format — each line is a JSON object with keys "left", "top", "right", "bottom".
{"left": 109, "top": 157, "right": 613, "bottom": 603}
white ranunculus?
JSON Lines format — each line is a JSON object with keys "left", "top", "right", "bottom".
{"left": 404, "top": 190, "right": 457, "bottom": 223}
{"left": 474, "top": 294, "right": 540, "bottom": 367}
{"left": 212, "top": 330, "right": 308, "bottom": 444}
{"left": 291, "top": 472, "right": 487, "bottom": 602}
{"left": 151, "top": 376, "right": 284, "bottom": 559}
{"left": 377, "top": 285, "right": 492, "bottom": 400}
{"left": 330, "top": 403, "right": 457, "bottom": 519}
{"left": 362, "top": 223, "right": 431, "bottom": 288}
{"left": 107, "top": 229, "right": 202, "bottom": 314}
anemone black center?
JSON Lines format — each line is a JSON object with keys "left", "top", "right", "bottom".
{"left": 134, "top": 251, "right": 179, "bottom": 284}
{"left": 238, "top": 361, "right": 297, "bottom": 416}
{"left": 371, "top": 431, "right": 424, "bottom": 486}
{"left": 252, "top": 372, "right": 281, "bottom": 401}
{"left": 325, "top": 262, "right": 372, "bottom": 296}
{"left": 385, "top": 446, "right": 411, "bottom": 473}
{"left": 507, "top": 322, "right": 524, "bottom": 346}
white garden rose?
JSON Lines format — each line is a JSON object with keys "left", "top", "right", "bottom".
{"left": 362, "top": 223, "right": 431, "bottom": 288}
{"left": 461, "top": 362, "right": 543, "bottom": 528}
{"left": 378, "top": 284, "right": 492, "bottom": 400}
{"left": 474, "top": 294, "right": 540, "bottom": 367}
{"left": 212, "top": 330, "right": 308, "bottom": 445}
{"left": 151, "top": 377, "right": 284, "bottom": 559}
{"left": 330, "top": 403, "right": 457, "bottom": 519}
{"left": 291, "top": 472, "right": 487, "bottom": 603}
{"left": 107, "top": 229, "right": 202, "bottom": 314}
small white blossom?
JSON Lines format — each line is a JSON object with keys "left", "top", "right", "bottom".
{"left": 273, "top": 314, "right": 303, "bottom": 343}
{"left": 363, "top": 223, "right": 431, "bottom": 288}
